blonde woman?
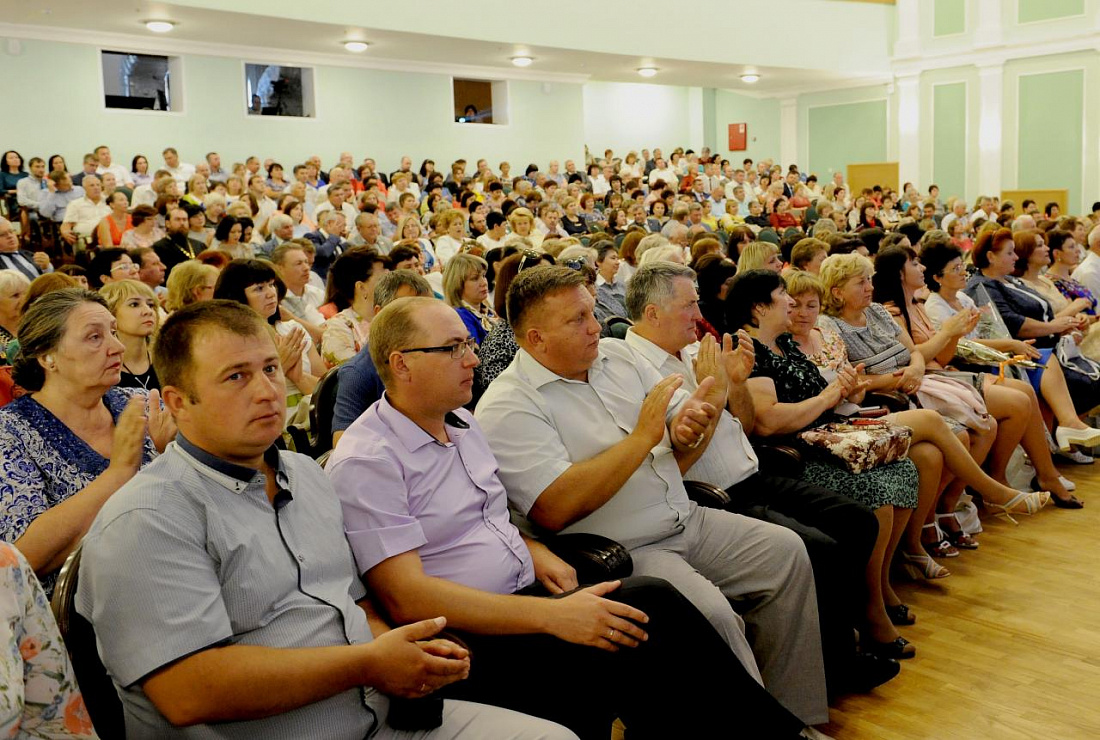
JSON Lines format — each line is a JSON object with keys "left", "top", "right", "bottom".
{"left": 443, "top": 253, "right": 497, "bottom": 344}
{"left": 182, "top": 174, "right": 209, "bottom": 207}
{"left": 165, "top": 259, "right": 219, "bottom": 313}
{"left": 395, "top": 213, "right": 439, "bottom": 271}
{"left": 433, "top": 209, "right": 467, "bottom": 266}
{"left": 101, "top": 279, "right": 160, "bottom": 391}
{"left": 507, "top": 207, "right": 544, "bottom": 249}
{"left": 736, "top": 241, "right": 782, "bottom": 274}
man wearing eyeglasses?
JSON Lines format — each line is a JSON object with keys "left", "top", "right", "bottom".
{"left": 327, "top": 296, "right": 808, "bottom": 740}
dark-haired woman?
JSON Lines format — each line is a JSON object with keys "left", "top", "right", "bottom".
{"left": 214, "top": 259, "right": 320, "bottom": 424}
{"left": 874, "top": 244, "right": 1082, "bottom": 525}
{"left": 0, "top": 289, "right": 173, "bottom": 595}
{"left": 320, "top": 249, "right": 388, "bottom": 366}
{"left": 962, "top": 228, "right": 1100, "bottom": 447}
{"left": 1, "top": 151, "right": 27, "bottom": 218}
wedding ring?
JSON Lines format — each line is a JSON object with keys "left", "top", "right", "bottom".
{"left": 419, "top": 683, "right": 428, "bottom": 693}
{"left": 608, "top": 628, "right": 615, "bottom": 640}
{"left": 689, "top": 433, "right": 706, "bottom": 449}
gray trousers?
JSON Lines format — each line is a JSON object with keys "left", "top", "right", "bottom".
{"left": 630, "top": 504, "right": 828, "bottom": 726}
{"left": 377, "top": 699, "right": 578, "bottom": 740}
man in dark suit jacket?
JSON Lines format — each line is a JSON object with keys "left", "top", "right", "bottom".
{"left": 153, "top": 208, "right": 207, "bottom": 276}
{"left": 303, "top": 210, "right": 348, "bottom": 281}
{"left": 0, "top": 217, "right": 52, "bottom": 279}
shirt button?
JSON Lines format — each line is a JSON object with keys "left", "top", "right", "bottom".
{"left": 298, "top": 555, "right": 305, "bottom": 562}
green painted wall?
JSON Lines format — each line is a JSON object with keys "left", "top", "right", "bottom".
{"left": 933, "top": 0, "right": 966, "bottom": 36}
{"left": 1018, "top": 69, "right": 1084, "bottom": 213}
{"left": 713, "top": 90, "right": 781, "bottom": 166}
{"left": 1017, "top": 0, "right": 1085, "bottom": 23}
{"left": 932, "top": 82, "right": 967, "bottom": 200}
{"left": 806, "top": 100, "right": 888, "bottom": 179}
{"left": 0, "top": 38, "right": 586, "bottom": 173}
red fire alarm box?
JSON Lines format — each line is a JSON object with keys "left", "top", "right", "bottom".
{"left": 728, "top": 123, "right": 747, "bottom": 151}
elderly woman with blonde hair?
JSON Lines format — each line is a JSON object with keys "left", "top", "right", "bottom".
{"left": 736, "top": 241, "right": 782, "bottom": 274}
{"left": 507, "top": 206, "right": 543, "bottom": 249}
{"left": 164, "top": 259, "right": 219, "bottom": 313}
{"left": 443, "top": 253, "right": 497, "bottom": 345}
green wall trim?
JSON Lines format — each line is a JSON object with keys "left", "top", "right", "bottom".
{"left": 932, "top": 82, "right": 967, "bottom": 200}
{"left": 1018, "top": 69, "right": 1084, "bottom": 213}
{"left": 933, "top": 0, "right": 966, "bottom": 37}
{"left": 807, "top": 99, "right": 888, "bottom": 179}
{"left": 1017, "top": 0, "right": 1085, "bottom": 24}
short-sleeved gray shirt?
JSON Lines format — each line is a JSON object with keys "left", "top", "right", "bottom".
{"left": 76, "top": 436, "right": 380, "bottom": 739}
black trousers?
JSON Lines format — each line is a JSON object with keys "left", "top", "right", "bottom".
{"left": 725, "top": 472, "right": 879, "bottom": 693}
{"left": 441, "top": 575, "right": 805, "bottom": 740}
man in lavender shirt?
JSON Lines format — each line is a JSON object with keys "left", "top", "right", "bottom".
{"left": 327, "top": 297, "right": 806, "bottom": 740}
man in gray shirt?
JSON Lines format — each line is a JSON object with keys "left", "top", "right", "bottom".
{"left": 76, "top": 300, "right": 575, "bottom": 740}
{"left": 476, "top": 267, "right": 829, "bottom": 728}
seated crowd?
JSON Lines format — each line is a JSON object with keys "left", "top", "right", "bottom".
{"left": 2, "top": 142, "right": 1100, "bottom": 739}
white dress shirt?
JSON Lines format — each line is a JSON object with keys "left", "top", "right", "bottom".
{"left": 623, "top": 331, "right": 759, "bottom": 489}
{"left": 1072, "top": 250, "right": 1100, "bottom": 300}
{"left": 475, "top": 340, "right": 693, "bottom": 550}
{"left": 165, "top": 163, "right": 196, "bottom": 187}
{"left": 96, "top": 163, "right": 134, "bottom": 188}
{"left": 61, "top": 196, "right": 110, "bottom": 237}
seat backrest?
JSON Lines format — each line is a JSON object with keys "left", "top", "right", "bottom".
{"left": 51, "top": 545, "right": 127, "bottom": 739}
{"left": 308, "top": 367, "right": 341, "bottom": 456}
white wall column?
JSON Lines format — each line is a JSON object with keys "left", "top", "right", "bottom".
{"left": 893, "top": 0, "right": 921, "bottom": 59}
{"left": 895, "top": 74, "right": 921, "bottom": 189}
{"left": 974, "top": 0, "right": 1004, "bottom": 48}
{"left": 977, "top": 62, "right": 1004, "bottom": 198}
{"left": 779, "top": 97, "right": 798, "bottom": 167}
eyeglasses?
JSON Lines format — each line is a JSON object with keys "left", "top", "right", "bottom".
{"left": 395, "top": 336, "right": 477, "bottom": 361}
{"left": 519, "top": 249, "right": 544, "bottom": 271}
{"left": 562, "top": 258, "right": 586, "bottom": 271}
{"left": 110, "top": 262, "right": 139, "bottom": 273}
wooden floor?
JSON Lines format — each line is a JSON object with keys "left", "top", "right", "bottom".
{"left": 822, "top": 458, "right": 1100, "bottom": 740}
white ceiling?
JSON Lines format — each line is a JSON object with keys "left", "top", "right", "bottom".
{"left": 0, "top": 0, "right": 895, "bottom": 95}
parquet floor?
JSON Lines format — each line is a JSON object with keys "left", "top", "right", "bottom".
{"left": 822, "top": 459, "right": 1100, "bottom": 740}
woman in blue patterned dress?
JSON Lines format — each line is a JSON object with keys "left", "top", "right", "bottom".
{"left": 0, "top": 289, "right": 174, "bottom": 596}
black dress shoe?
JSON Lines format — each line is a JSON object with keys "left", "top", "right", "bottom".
{"left": 833, "top": 652, "right": 900, "bottom": 695}
{"left": 862, "top": 635, "right": 916, "bottom": 660}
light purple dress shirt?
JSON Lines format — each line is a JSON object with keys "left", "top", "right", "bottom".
{"left": 327, "top": 395, "right": 535, "bottom": 595}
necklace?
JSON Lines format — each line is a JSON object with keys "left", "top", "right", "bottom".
{"left": 122, "top": 351, "right": 152, "bottom": 391}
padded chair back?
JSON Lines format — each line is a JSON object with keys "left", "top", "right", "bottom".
{"left": 50, "top": 545, "right": 126, "bottom": 739}
{"left": 605, "top": 315, "right": 633, "bottom": 340}
{"left": 308, "top": 367, "right": 341, "bottom": 456}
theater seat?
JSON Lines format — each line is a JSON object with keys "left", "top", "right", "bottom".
{"left": 605, "top": 316, "right": 632, "bottom": 340}
{"left": 750, "top": 438, "right": 806, "bottom": 479}
{"left": 50, "top": 545, "right": 126, "bottom": 739}
{"left": 684, "top": 480, "right": 732, "bottom": 509}
{"left": 543, "top": 533, "right": 633, "bottom": 584}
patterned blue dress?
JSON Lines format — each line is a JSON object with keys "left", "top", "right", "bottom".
{"left": 0, "top": 386, "right": 156, "bottom": 595}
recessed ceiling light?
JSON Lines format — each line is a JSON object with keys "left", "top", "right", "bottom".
{"left": 144, "top": 20, "right": 175, "bottom": 33}
{"left": 637, "top": 67, "right": 658, "bottom": 78}
{"left": 511, "top": 56, "right": 534, "bottom": 68}
{"left": 740, "top": 74, "right": 760, "bottom": 84}
{"left": 343, "top": 41, "right": 370, "bottom": 53}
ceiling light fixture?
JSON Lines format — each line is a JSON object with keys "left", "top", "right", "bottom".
{"left": 637, "top": 67, "right": 658, "bottom": 78}
{"left": 740, "top": 74, "right": 760, "bottom": 84}
{"left": 511, "top": 56, "right": 534, "bottom": 68}
{"left": 343, "top": 40, "right": 370, "bottom": 53}
{"left": 144, "top": 20, "right": 175, "bottom": 33}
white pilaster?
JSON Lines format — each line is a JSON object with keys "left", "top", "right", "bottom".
{"left": 893, "top": 0, "right": 921, "bottom": 59}
{"left": 977, "top": 62, "right": 1004, "bottom": 198}
{"left": 973, "top": 0, "right": 1004, "bottom": 48}
{"left": 779, "top": 97, "right": 798, "bottom": 167}
{"left": 895, "top": 74, "right": 921, "bottom": 189}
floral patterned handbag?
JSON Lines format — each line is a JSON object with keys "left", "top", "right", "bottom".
{"left": 797, "top": 420, "right": 913, "bottom": 474}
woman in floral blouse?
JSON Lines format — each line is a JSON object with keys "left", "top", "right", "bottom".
{"left": 0, "top": 541, "right": 97, "bottom": 738}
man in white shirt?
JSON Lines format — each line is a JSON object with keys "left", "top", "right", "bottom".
{"left": 205, "top": 152, "right": 229, "bottom": 183}
{"left": 589, "top": 164, "right": 610, "bottom": 197}
{"left": 273, "top": 243, "right": 326, "bottom": 343}
{"left": 970, "top": 195, "right": 996, "bottom": 224}
{"left": 1072, "top": 224, "right": 1100, "bottom": 299}
{"left": 647, "top": 158, "right": 678, "bottom": 190}
{"left": 475, "top": 266, "right": 830, "bottom": 729}
{"left": 724, "top": 169, "right": 747, "bottom": 201}
{"left": 940, "top": 200, "right": 970, "bottom": 236}
{"left": 476, "top": 212, "right": 508, "bottom": 252}
{"left": 94, "top": 145, "right": 134, "bottom": 188}
{"left": 545, "top": 161, "right": 565, "bottom": 187}
{"left": 60, "top": 175, "right": 110, "bottom": 245}
{"left": 621, "top": 263, "right": 894, "bottom": 696}
{"left": 316, "top": 182, "right": 359, "bottom": 230}
{"left": 162, "top": 147, "right": 195, "bottom": 187}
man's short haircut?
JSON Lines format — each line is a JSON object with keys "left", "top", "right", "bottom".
{"left": 270, "top": 242, "right": 306, "bottom": 267}
{"left": 319, "top": 210, "right": 343, "bottom": 229}
{"left": 373, "top": 269, "right": 433, "bottom": 309}
{"left": 268, "top": 213, "right": 293, "bottom": 233}
{"left": 507, "top": 265, "right": 587, "bottom": 332}
{"left": 163, "top": 147, "right": 178, "bottom": 156}
{"left": 369, "top": 296, "right": 438, "bottom": 386}
{"left": 625, "top": 261, "right": 696, "bottom": 322}
{"left": 153, "top": 300, "right": 271, "bottom": 403}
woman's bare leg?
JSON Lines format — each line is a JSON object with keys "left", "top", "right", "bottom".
{"left": 866, "top": 506, "right": 907, "bottom": 644}
{"left": 881, "top": 503, "right": 914, "bottom": 609}
{"left": 904, "top": 437, "right": 949, "bottom": 554}
{"left": 923, "top": 431, "right": 969, "bottom": 546}
{"left": 1039, "top": 359, "right": 1091, "bottom": 429}
{"left": 887, "top": 409, "right": 1030, "bottom": 505}
{"left": 999, "top": 376, "right": 1077, "bottom": 502}
{"left": 982, "top": 381, "right": 1029, "bottom": 483}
